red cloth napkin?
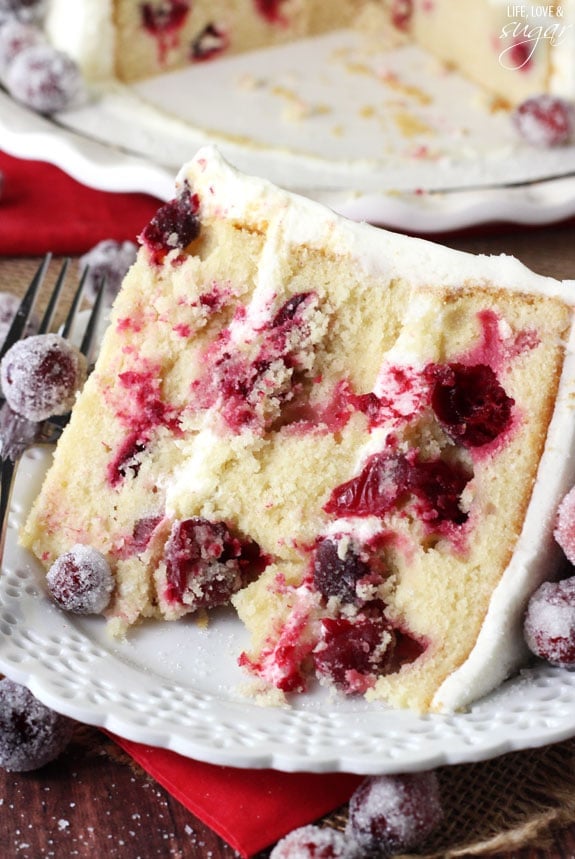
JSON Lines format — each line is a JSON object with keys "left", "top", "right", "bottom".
{"left": 0, "top": 150, "right": 161, "bottom": 255}
{"left": 1, "top": 149, "right": 363, "bottom": 855}
{"left": 110, "top": 734, "right": 363, "bottom": 857}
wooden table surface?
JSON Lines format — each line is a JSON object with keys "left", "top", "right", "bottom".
{"left": 0, "top": 220, "right": 574, "bottom": 859}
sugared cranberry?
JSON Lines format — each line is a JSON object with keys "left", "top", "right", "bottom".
{"left": 324, "top": 450, "right": 471, "bottom": 527}
{"left": 141, "top": 0, "right": 189, "bottom": 34}
{"left": 0, "top": 333, "right": 87, "bottom": 421}
{"left": 79, "top": 239, "right": 137, "bottom": 304}
{"left": 512, "top": 95, "right": 574, "bottom": 147}
{"left": 0, "top": 18, "right": 43, "bottom": 76}
{"left": 0, "top": 678, "right": 74, "bottom": 772}
{"left": 346, "top": 771, "right": 443, "bottom": 856}
{"left": 5, "top": 43, "right": 83, "bottom": 113}
{"left": 46, "top": 545, "right": 114, "bottom": 614}
{"left": 191, "top": 23, "right": 229, "bottom": 61}
{"left": 427, "top": 362, "right": 513, "bottom": 447}
{"left": 313, "top": 538, "right": 371, "bottom": 604}
{"left": 555, "top": 486, "right": 575, "bottom": 564}
{"left": 270, "top": 824, "right": 359, "bottom": 859}
{"left": 524, "top": 577, "right": 575, "bottom": 667}
{"left": 0, "top": 0, "right": 45, "bottom": 26}
{"left": 164, "top": 517, "right": 264, "bottom": 611}
{"left": 313, "top": 612, "right": 396, "bottom": 692}
{"left": 140, "top": 182, "right": 201, "bottom": 264}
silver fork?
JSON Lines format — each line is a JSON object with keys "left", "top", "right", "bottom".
{"left": 0, "top": 254, "right": 105, "bottom": 549}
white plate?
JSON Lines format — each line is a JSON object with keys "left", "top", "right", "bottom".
{"left": 2, "top": 445, "right": 575, "bottom": 775}
{"left": 2, "top": 30, "right": 575, "bottom": 232}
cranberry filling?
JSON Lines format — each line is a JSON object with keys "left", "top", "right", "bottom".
{"left": 141, "top": 1, "right": 189, "bottom": 34}
{"left": 191, "top": 23, "right": 229, "bottom": 61}
{"left": 426, "top": 362, "right": 514, "bottom": 447}
{"left": 140, "top": 182, "right": 201, "bottom": 265}
{"left": 313, "top": 538, "right": 372, "bottom": 603}
{"left": 324, "top": 450, "right": 471, "bottom": 527}
{"left": 164, "top": 517, "right": 266, "bottom": 610}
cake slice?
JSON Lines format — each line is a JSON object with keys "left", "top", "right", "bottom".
{"left": 21, "top": 146, "right": 575, "bottom": 713}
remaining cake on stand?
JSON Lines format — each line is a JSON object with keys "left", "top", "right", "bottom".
{"left": 21, "top": 146, "right": 575, "bottom": 713}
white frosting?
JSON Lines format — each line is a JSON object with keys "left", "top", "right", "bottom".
{"left": 176, "top": 146, "right": 575, "bottom": 712}
{"left": 45, "top": 0, "right": 116, "bottom": 81}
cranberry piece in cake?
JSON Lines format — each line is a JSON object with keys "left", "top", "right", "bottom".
{"left": 391, "top": 0, "right": 413, "bottom": 30}
{"left": 270, "top": 824, "right": 360, "bottom": 859}
{"left": 427, "top": 362, "right": 514, "bottom": 447}
{"left": 0, "top": 678, "right": 74, "bottom": 772}
{"left": 140, "top": 182, "right": 201, "bottom": 264}
{"left": 512, "top": 95, "right": 574, "bottom": 148}
{"left": 141, "top": 0, "right": 189, "bottom": 34}
{"left": 5, "top": 43, "right": 83, "bottom": 113}
{"left": 79, "top": 239, "right": 138, "bottom": 305}
{"left": 524, "top": 578, "right": 575, "bottom": 667}
{"left": 191, "top": 23, "right": 229, "bottom": 62}
{"left": 164, "top": 517, "right": 264, "bottom": 611}
{"left": 313, "top": 537, "right": 372, "bottom": 604}
{"left": 46, "top": 544, "right": 114, "bottom": 614}
{"left": 0, "top": 333, "right": 87, "bottom": 422}
{"left": 346, "top": 771, "right": 443, "bottom": 856}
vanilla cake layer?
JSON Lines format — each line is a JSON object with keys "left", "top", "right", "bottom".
{"left": 44, "top": 0, "right": 574, "bottom": 102}
{"left": 21, "top": 147, "right": 575, "bottom": 713}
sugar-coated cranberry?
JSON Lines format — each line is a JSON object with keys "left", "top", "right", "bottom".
{"left": 140, "top": 182, "right": 201, "bottom": 264}
{"left": 346, "top": 771, "right": 443, "bottom": 856}
{"left": 164, "top": 517, "right": 265, "bottom": 610}
{"left": 0, "top": 0, "right": 45, "bottom": 26}
{"left": 46, "top": 544, "right": 114, "bottom": 614}
{"left": 141, "top": 0, "right": 189, "bottom": 34}
{"left": 427, "top": 362, "right": 514, "bottom": 447}
{"left": 5, "top": 42, "right": 84, "bottom": 113}
{"left": 79, "top": 239, "right": 137, "bottom": 304}
{"left": 313, "top": 612, "right": 396, "bottom": 692}
{"left": 512, "top": 95, "right": 574, "bottom": 147}
{"left": 524, "top": 578, "right": 575, "bottom": 667}
{"left": 270, "top": 824, "right": 360, "bottom": 859}
{"left": 0, "top": 18, "right": 43, "bottom": 76}
{"left": 0, "top": 678, "right": 74, "bottom": 772}
{"left": 191, "top": 23, "right": 229, "bottom": 61}
{"left": 554, "top": 485, "right": 575, "bottom": 565}
{"left": 313, "top": 538, "right": 371, "bottom": 603}
{"left": 324, "top": 450, "right": 470, "bottom": 527}
{"left": 0, "top": 333, "right": 87, "bottom": 421}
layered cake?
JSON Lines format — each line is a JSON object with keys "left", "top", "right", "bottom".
{"left": 43, "top": 0, "right": 574, "bottom": 103}
{"left": 21, "top": 146, "right": 575, "bottom": 713}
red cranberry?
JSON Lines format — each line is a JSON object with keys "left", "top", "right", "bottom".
{"left": 0, "top": 18, "right": 43, "bottom": 76}
{"left": 313, "top": 612, "right": 396, "bottom": 692}
{"left": 324, "top": 450, "right": 471, "bottom": 527}
{"left": 140, "top": 182, "right": 201, "bottom": 264}
{"left": 79, "top": 239, "right": 137, "bottom": 304}
{"left": 512, "top": 95, "right": 574, "bottom": 147}
{"left": 427, "top": 362, "right": 514, "bottom": 447}
{"left": 191, "top": 23, "right": 229, "bottom": 61}
{"left": 391, "top": 0, "right": 413, "bottom": 30}
{"left": 46, "top": 545, "right": 114, "bottom": 614}
{"left": 0, "top": 678, "right": 74, "bottom": 772}
{"left": 5, "top": 43, "right": 83, "bottom": 113}
{"left": 524, "top": 578, "right": 575, "bottom": 667}
{"left": 253, "top": 0, "right": 288, "bottom": 25}
{"left": 554, "top": 486, "right": 575, "bottom": 565}
{"left": 346, "top": 771, "right": 443, "bottom": 856}
{"left": 0, "top": 333, "right": 87, "bottom": 421}
{"left": 313, "top": 538, "right": 371, "bottom": 603}
{"left": 270, "top": 824, "right": 359, "bottom": 858}
{"left": 140, "top": 0, "right": 189, "bottom": 34}
{"left": 164, "top": 517, "right": 264, "bottom": 610}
